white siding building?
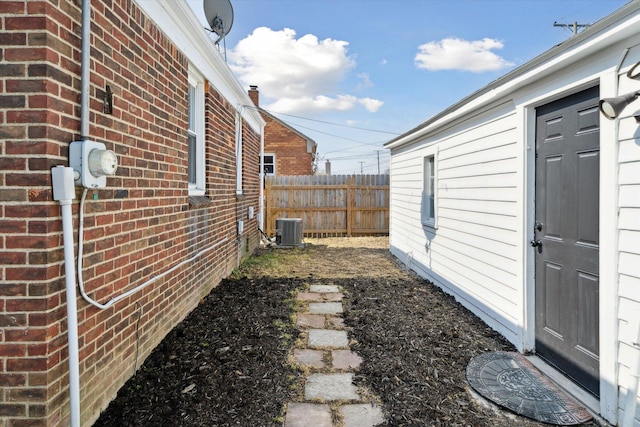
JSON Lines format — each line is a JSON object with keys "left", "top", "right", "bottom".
{"left": 385, "top": 3, "right": 640, "bottom": 425}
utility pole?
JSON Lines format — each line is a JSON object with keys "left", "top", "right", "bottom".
{"left": 359, "top": 161, "right": 364, "bottom": 174}
{"left": 376, "top": 150, "right": 382, "bottom": 175}
{"left": 553, "top": 21, "right": 590, "bottom": 36}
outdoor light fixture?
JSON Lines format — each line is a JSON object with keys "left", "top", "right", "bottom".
{"left": 599, "top": 91, "right": 640, "bottom": 119}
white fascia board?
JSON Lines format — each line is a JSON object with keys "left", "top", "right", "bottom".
{"left": 386, "top": 4, "right": 640, "bottom": 151}
{"left": 134, "top": 0, "right": 265, "bottom": 133}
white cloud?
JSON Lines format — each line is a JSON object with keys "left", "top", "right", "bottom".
{"left": 359, "top": 98, "right": 383, "bottom": 112}
{"left": 356, "top": 73, "right": 374, "bottom": 90}
{"left": 415, "top": 37, "right": 514, "bottom": 72}
{"left": 267, "top": 95, "right": 357, "bottom": 114}
{"left": 229, "top": 27, "right": 383, "bottom": 114}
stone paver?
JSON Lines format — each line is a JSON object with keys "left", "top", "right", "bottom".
{"left": 286, "top": 283, "right": 384, "bottom": 425}
{"left": 297, "top": 292, "right": 323, "bottom": 302}
{"left": 309, "top": 284, "right": 339, "bottom": 293}
{"left": 323, "top": 292, "right": 343, "bottom": 302}
{"left": 308, "top": 329, "right": 349, "bottom": 348}
{"left": 327, "top": 316, "right": 344, "bottom": 328}
{"left": 297, "top": 292, "right": 343, "bottom": 302}
{"left": 309, "top": 302, "right": 343, "bottom": 315}
{"left": 294, "top": 349, "right": 325, "bottom": 368}
{"left": 340, "top": 404, "right": 385, "bottom": 427}
{"left": 296, "top": 313, "right": 325, "bottom": 328}
{"left": 286, "top": 403, "right": 332, "bottom": 427}
{"left": 305, "top": 373, "right": 360, "bottom": 401}
{"left": 332, "top": 350, "right": 362, "bottom": 370}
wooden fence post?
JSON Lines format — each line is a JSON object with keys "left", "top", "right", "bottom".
{"left": 346, "top": 176, "right": 354, "bottom": 237}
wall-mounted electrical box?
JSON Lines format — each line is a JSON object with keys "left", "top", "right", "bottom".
{"left": 69, "top": 140, "right": 118, "bottom": 189}
{"left": 248, "top": 206, "right": 254, "bottom": 219}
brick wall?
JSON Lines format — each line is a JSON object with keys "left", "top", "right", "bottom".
{"left": 263, "top": 114, "right": 315, "bottom": 175}
{"left": 0, "top": 1, "right": 260, "bottom": 426}
{"left": 248, "top": 87, "right": 315, "bottom": 176}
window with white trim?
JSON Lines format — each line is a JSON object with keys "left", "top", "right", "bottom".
{"left": 263, "top": 153, "right": 275, "bottom": 176}
{"left": 187, "top": 70, "right": 205, "bottom": 195}
{"left": 421, "top": 154, "right": 437, "bottom": 227}
{"left": 235, "top": 111, "right": 243, "bottom": 195}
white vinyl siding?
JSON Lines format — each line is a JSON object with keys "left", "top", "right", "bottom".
{"left": 616, "top": 111, "right": 640, "bottom": 424}
{"left": 389, "top": 104, "right": 522, "bottom": 344}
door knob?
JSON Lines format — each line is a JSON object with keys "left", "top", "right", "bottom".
{"left": 530, "top": 240, "right": 542, "bottom": 248}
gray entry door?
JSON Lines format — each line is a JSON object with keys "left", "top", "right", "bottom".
{"left": 534, "top": 86, "right": 600, "bottom": 397}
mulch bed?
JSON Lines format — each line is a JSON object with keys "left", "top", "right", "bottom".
{"left": 94, "top": 277, "right": 301, "bottom": 427}
{"left": 95, "top": 242, "right": 598, "bottom": 426}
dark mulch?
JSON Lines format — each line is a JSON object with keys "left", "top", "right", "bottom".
{"left": 341, "top": 277, "right": 523, "bottom": 426}
{"left": 94, "top": 277, "right": 301, "bottom": 427}
{"left": 95, "top": 243, "right": 598, "bottom": 426}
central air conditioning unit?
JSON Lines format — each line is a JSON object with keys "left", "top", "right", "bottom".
{"left": 275, "top": 218, "right": 303, "bottom": 247}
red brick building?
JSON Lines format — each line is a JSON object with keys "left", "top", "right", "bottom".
{"left": 0, "top": 1, "right": 264, "bottom": 425}
{"left": 248, "top": 86, "right": 317, "bottom": 176}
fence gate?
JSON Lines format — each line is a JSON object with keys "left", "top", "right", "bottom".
{"left": 264, "top": 174, "right": 390, "bottom": 238}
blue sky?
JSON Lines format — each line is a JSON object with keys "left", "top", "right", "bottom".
{"left": 188, "top": 0, "right": 630, "bottom": 175}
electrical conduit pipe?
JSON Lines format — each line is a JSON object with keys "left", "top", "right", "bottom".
{"left": 52, "top": 166, "right": 81, "bottom": 427}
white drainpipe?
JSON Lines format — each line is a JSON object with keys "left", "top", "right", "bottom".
{"left": 52, "top": 167, "right": 81, "bottom": 427}
{"left": 53, "top": 1, "right": 92, "bottom": 425}
{"left": 622, "top": 317, "right": 640, "bottom": 427}
{"left": 80, "top": 0, "right": 91, "bottom": 139}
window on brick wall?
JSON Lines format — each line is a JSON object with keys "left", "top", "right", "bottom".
{"left": 263, "top": 153, "right": 275, "bottom": 176}
{"left": 188, "top": 70, "right": 205, "bottom": 195}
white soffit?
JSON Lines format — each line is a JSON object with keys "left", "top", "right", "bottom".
{"left": 134, "top": 0, "right": 264, "bottom": 132}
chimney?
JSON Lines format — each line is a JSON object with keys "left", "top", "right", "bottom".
{"left": 325, "top": 160, "right": 331, "bottom": 176}
{"left": 248, "top": 85, "right": 259, "bottom": 106}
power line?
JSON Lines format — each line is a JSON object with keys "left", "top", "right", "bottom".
{"left": 285, "top": 120, "right": 388, "bottom": 146}
{"left": 264, "top": 109, "right": 400, "bottom": 135}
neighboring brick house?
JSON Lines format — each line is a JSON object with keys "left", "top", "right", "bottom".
{"left": 0, "top": 1, "right": 264, "bottom": 426}
{"left": 248, "top": 86, "right": 317, "bottom": 176}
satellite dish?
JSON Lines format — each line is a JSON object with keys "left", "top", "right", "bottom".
{"left": 203, "top": 0, "right": 234, "bottom": 44}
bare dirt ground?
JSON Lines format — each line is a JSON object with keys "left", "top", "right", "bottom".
{"left": 95, "top": 237, "right": 596, "bottom": 426}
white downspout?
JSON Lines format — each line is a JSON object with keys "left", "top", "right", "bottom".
{"left": 80, "top": 0, "right": 91, "bottom": 140}
{"left": 54, "top": 1, "right": 91, "bottom": 425}
{"left": 623, "top": 319, "right": 640, "bottom": 427}
{"left": 259, "top": 122, "right": 265, "bottom": 232}
{"left": 52, "top": 167, "right": 81, "bottom": 427}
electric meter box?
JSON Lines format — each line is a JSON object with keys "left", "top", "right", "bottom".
{"left": 69, "top": 140, "right": 118, "bottom": 189}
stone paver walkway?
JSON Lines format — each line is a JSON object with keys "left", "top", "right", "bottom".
{"left": 285, "top": 284, "right": 385, "bottom": 427}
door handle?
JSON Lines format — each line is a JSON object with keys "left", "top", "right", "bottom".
{"left": 530, "top": 240, "right": 542, "bottom": 248}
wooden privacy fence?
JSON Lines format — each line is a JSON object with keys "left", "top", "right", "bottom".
{"left": 264, "top": 174, "right": 390, "bottom": 238}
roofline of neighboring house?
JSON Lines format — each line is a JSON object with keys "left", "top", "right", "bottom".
{"left": 134, "top": 0, "right": 265, "bottom": 133}
{"left": 258, "top": 107, "right": 318, "bottom": 154}
{"left": 385, "top": 0, "right": 640, "bottom": 151}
